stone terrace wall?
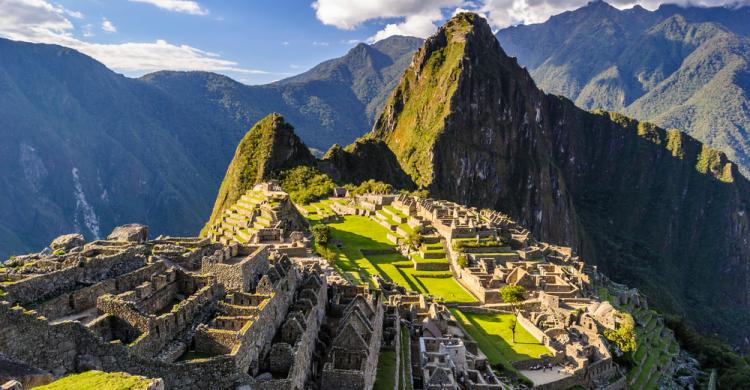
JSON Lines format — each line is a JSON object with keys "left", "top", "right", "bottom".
{"left": 4, "top": 248, "right": 147, "bottom": 305}
{"left": 0, "top": 302, "right": 248, "bottom": 389}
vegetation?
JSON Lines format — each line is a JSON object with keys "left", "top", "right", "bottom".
{"left": 345, "top": 179, "right": 394, "bottom": 195}
{"left": 52, "top": 249, "right": 65, "bottom": 256}
{"left": 36, "top": 371, "right": 153, "bottom": 390}
{"left": 371, "top": 13, "right": 474, "bottom": 187}
{"left": 603, "top": 312, "right": 637, "bottom": 352}
{"left": 451, "top": 309, "right": 550, "bottom": 365}
{"left": 277, "top": 165, "right": 335, "bottom": 204}
{"left": 665, "top": 315, "right": 750, "bottom": 388}
{"left": 374, "top": 350, "right": 397, "bottom": 390}
{"left": 457, "top": 253, "right": 468, "bottom": 268}
{"left": 500, "top": 285, "right": 526, "bottom": 343}
{"left": 321, "top": 215, "right": 475, "bottom": 302}
{"left": 311, "top": 224, "right": 331, "bottom": 246}
{"left": 203, "top": 113, "right": 314, "bottom": 233}
{"left": 407, "top": 229, "right": 423, "bottom": 249}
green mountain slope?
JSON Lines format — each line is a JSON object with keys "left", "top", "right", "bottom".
{"left": 346, "top": 12, "right": 750, "bottom": 345}
{"left": 496, "top": 1, "right": 750, "bottom": 175}
{"left": 203, "top": 113, "right": 314, "bottom": 231}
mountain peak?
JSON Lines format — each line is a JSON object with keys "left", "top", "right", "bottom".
{"left": 202, "top": 113, "right": 314, "bottom": 233}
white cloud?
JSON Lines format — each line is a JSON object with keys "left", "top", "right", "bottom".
{"left": 0, "top": 0, "right": 263, "bottom": 76}
{"left": 313, "top": 0, "right": 749, "bottom": 36}
{"left": 281, "top": 41, "right": 290, "bottom": 46}
{"left": 312, "top": 0, "right": 468, "bottom": 42}
{"left": 312, "top": 41, "right": 330, "bottom": 46}
{"left": 101, "top": 17, "right": 117, "bottom": 33}
{"left": 128, "top": 0, "right": 208, "bottom": 15}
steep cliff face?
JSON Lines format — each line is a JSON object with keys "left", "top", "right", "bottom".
{"left": 373, "top": 13, "right": 582, "bottom": 247}
{"left": 367, "top": 13, "right": 750, "bottom": 341}
{"left": 319, "top": 140, "right": 415, "bottom": 188}
{"left": 203, "top": 113, "right": 315, "bottom": 232}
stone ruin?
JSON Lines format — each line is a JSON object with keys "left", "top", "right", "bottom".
{"left": 0, "top": 222, "right": 385, "bottom": 390}
{"left": 205, "top": 182, "right": 309, "bottom": 248}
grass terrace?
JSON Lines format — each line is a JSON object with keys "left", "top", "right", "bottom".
{"left": 374, "top": 350, "right": 397, "bottom": 390}
{"left": 321, "top": 215, "right": 476, "bottom": 303}
{"left": 450, "top": 309, "right": 551, "bottom": 366}
{"left": 36, "top": 371, "right": 154, "bottom": 390}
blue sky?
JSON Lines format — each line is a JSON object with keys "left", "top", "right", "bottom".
{"left": 51, "top": 1, "right": 396, "bottom": 83}
{"left": 0, "top": 0, "right": 743, "bottom": 84}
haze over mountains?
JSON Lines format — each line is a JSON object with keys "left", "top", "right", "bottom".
{"left": 497, "top": 0, "right": 750, "bottom": 174}
{"left": 0, "top": 35, "right": 421, "bottom": 258}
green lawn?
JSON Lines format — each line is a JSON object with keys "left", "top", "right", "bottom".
{"left": 36, "top": 371, "right": 153, "bottom": 390}
{"left": 324, "top": 215, "right": 476, "bottom": 303}
{"left": 374, "top": 350, "right": 397, "bottom": 390}
{"left": 451, "top": 309, "right": 551, "bottom": 365}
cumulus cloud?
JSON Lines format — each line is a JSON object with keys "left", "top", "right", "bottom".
{"left": 313, "top": 0, "right": 749, "bottom": 39}
{"left": 312, "top": 0, "right": 468, "bottom": 41}
{"left": 0, "top": 0, "right": 264, "bottom": 76}
{"left": 128, "top": 0, "right": 208, "bottom": 15}
{"left": 101, "top": 17, "right": 117, "bottom": 33}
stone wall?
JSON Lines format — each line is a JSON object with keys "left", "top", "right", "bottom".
{"left": 0, "top": 301, "right": 248, "bottom": 389}
{"left": 4, "top": 248, "right": 147, "bottom": 305}
{"left": 256, "top": 271, "right": 327, "bottom": 389}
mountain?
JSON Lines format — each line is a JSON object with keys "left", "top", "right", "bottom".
{"left": 203, "top": 113, "right": 315, "bottom": 231}
{"left": 142, "top": 35, "right": 423, "bottom": 151}
{"left": 0, "top": 36, "right": 420, "bottom": 259}
{"left": 496, "top": 1, "right": 750, "bottom": 175}
{"left": 0, "top": 38, "right": 222, "bottom": 258}
{"left": 332, "top": 12, "right": 750, "bottom": 343}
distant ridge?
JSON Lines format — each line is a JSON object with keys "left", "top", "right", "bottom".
{"left": 497, "top": 1, "right": 750, "bottom": 175}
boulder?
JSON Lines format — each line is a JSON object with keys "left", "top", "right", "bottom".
{"left": 107, "top": 224, "right": 149, "bottom": 243}
{"left": 50, "top": 233, "right": 85, "bottom": 251}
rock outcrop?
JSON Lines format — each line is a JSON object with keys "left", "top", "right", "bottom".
{"left": 107, "top": 224, "right": 149, "bottom": 243}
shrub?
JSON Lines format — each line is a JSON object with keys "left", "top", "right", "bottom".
{"left": 311, "top": 224, "right": 331, "bottom": 246}
{"left": 604, "top": 312, "right": 636, "bottom": 353}
{"left": 52, "top": 249, "right": 65, "bottom": 256}
{"left": 277, "top": 166, "right": 335, "bottom": 204}
{"left": 346, "top": 179, "right": 394, "bottom": 195}
{"left": 457, "top": 254, "right": 468, "bottom": 268}
{"left": 408, "top": 230, "right": 423, "bottom": 249}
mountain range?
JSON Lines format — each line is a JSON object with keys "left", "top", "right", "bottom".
{"left": 497, "top": 0, "right": 750, "bottom": 175}
{"left": 0, "top": 35, "right": 421, "bottom": 258}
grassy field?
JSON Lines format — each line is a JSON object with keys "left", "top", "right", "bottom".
{"left": 451, "top": 309, "right": 551, "bottom": 365}
{"left": 324, "top": 215, "right": 475, "bottom": 302}
{"left": 374, "top": 350, "right": 397, "bottom": 390}
{"left": 36, "top": 371, "right": 153, "bottom": 390}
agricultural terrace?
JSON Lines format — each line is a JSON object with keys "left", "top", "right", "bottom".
{"left": 307, "top": 209, "right": 476, "bottom": 303}
{"left": 451, "top": 309, "right": 551, "bottom": 366}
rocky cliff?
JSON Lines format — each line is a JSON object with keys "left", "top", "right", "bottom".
{"left": 363, "top": 13, "right": 750, "bottom": 342}
{"left": 203, "top": 113, "right": 315, "bottom": 232}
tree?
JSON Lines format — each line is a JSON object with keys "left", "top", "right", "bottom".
{"left": 457, "top": 254, "right": 468, "bottom": 268}
{"left": 408, "top": 228, "right": 423, "bottom": 249}
{"left": 311, "top": 224, "right": 331, "bottom": 246}
{"left": 604, "top": 312, "right": 637, "bottom": 353}
{"left": 500, "top": 285, "right": 526, "bottom": 343}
